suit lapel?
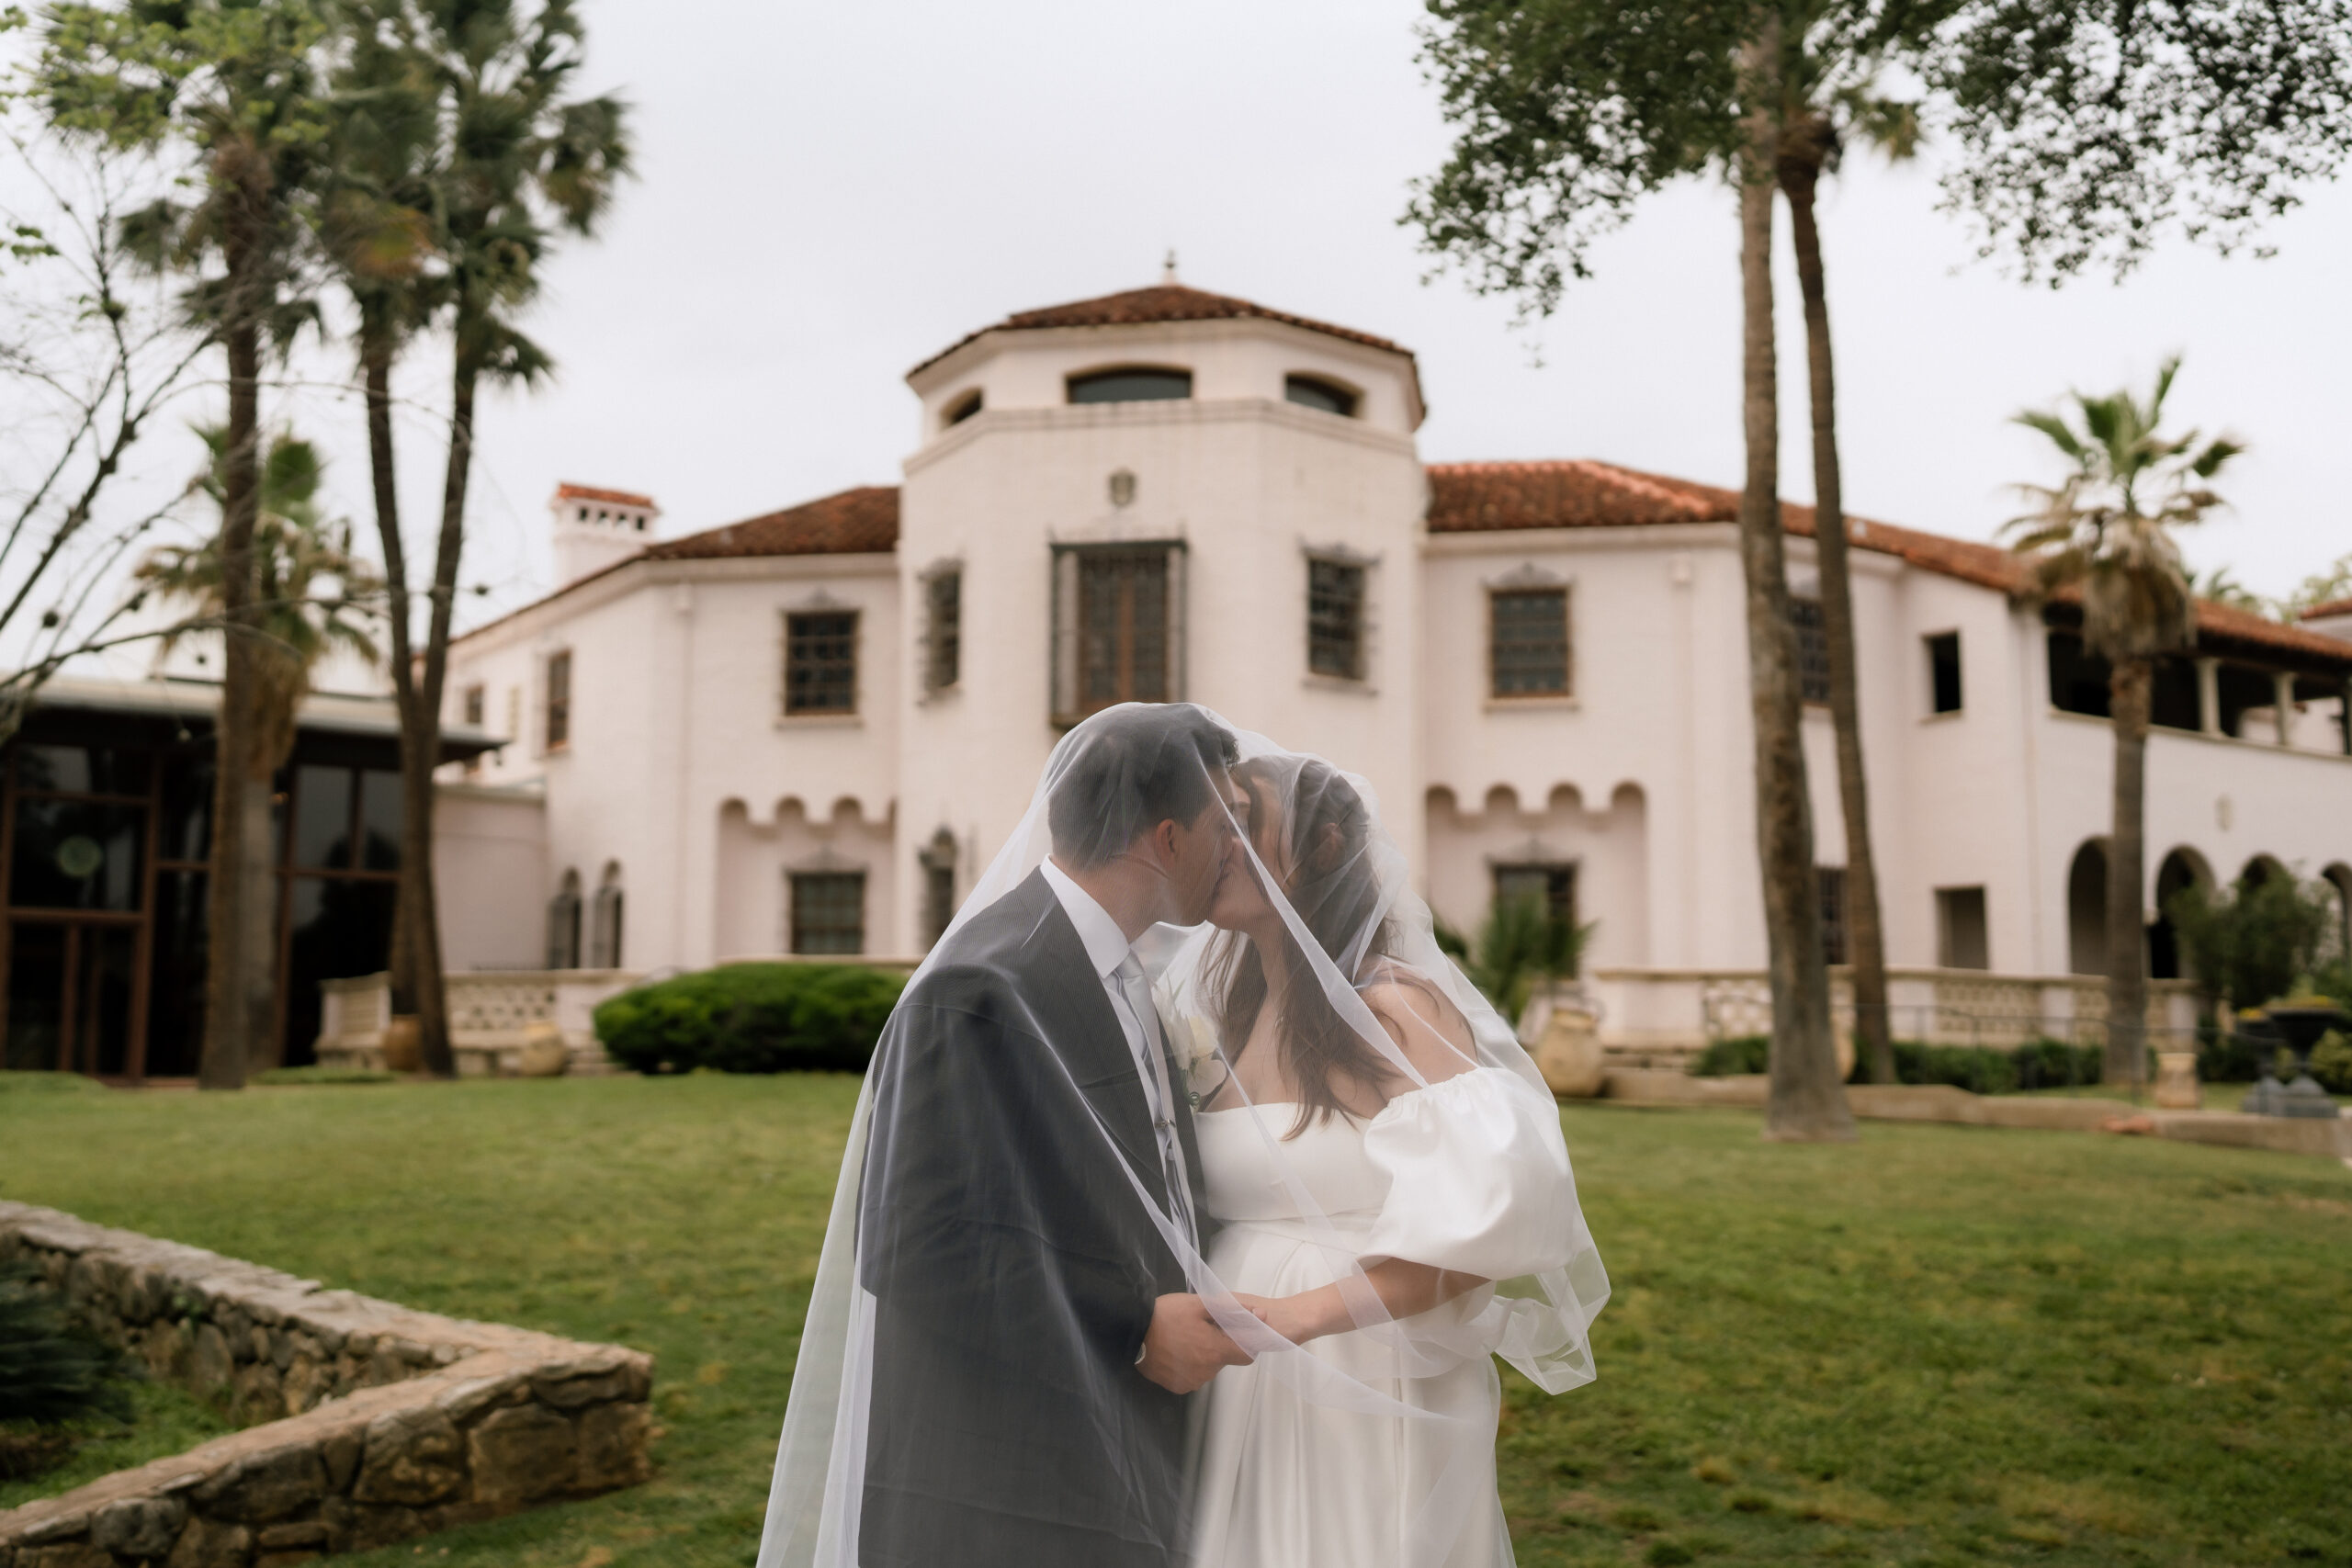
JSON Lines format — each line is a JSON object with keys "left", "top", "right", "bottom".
{"left": 1008, "top": 874, "right": 1170, "bottom": 1210}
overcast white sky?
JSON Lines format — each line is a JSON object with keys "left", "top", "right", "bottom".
{"left": 32, "top": 0, "right": 2352, "bottom": 646}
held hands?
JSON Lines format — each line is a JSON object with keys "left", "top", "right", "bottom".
{"left": 1137, "top": 1292, "right": 1253, "bottom": 1394}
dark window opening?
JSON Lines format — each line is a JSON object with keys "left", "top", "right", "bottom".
{"left": 1283, "top": 375, "right": 1358, "bottom": 417}
{"left": 944, "top": 389, "right": 983, "bottom": 427}
{"left": 792, "top": 871, "right": 866, "bottom": 955}
{"left": 926, "top": 571, "right": 961, "bottom": 694}
{"left": 1936, "top": 886, "right": 1989, "bottom": 971}
{"left": 545, "top": 650, "right": 571, "bottom": 750}
{"left": 2047, "top": 630, "right": 2109, "bottom": 717}
{"left": 1492, "top": 863, "right": 1580, "bottom": 975}
{"left": 1818, "top": 866, "right": 1849, "bottom": 965}
{"left": 1307, "top": 558, "right": 1366, "bottom": 680}
{"left": 1788, "top": 595, "right": 1831, "bottom": 705}
{"left": 1068, "top": 367, "right": 1193, "bottom": 404}
{"left": 1489, "top": 588, "right": 1570, "bottom": 698}
{"left": 1927, "top": 633, "right": 1962, "bottom": 715}
{"left": 786, "top": 611, "right": 859, "bottom": 716}
{"left": 590, "top": 874, "right": 625, "bottom": 968}
{"left": 547, "top": 871, "right": 582, "bottom": 969}
{"left": 2216, "top": 662, "right": 2278, "bottom": 738}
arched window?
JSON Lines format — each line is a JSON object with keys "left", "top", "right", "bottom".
{"left": 2323, "top": 864, "right": 2352, "bottom": 964}
{"left": 546, "top": 869, "right": 582, "bottom": 970}
{"left": 1283, "top": 374, "right": 1358, "bottom": 418}
{"left": 2150, "top": 849, "right": 2209, "bottom": 980}
{"left": 943, "top": 389, "right": 983, "bottom": 428}
{"left": 921, "top": 829, "right": 959, "bottom": 947}
{"left": 590, "top": 863, "right": 626, "bottom": 968}
{"left": 1067, "top": 367, "right": 1192, "bottom": 404}
{"left": 2065, "top": 840, "right": 2107, "bottom": 977}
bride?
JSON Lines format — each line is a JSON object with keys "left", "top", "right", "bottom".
{"left": 755, "top": 706, "right": 1603, "bottom": 1568}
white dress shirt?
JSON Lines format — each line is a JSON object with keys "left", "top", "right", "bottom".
{"left": 1040, "top": 859, "right": 1196, "bottom": 1243}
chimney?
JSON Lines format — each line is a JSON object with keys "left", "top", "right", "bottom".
{"left": 550, "top": 483, "right": 659, "bottom": 587}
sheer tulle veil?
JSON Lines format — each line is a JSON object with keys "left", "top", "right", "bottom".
{"left": 758, "top": 704, "right": 1608, "bottom": 1568}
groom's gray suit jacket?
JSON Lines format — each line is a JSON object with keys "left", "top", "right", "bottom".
{"left": 856, "top": 867, "right": 1211, "bottom": 1568}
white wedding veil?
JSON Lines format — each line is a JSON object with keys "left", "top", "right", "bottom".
{"left": 758, "top": 704, "right": 1608, "bottom": 1568}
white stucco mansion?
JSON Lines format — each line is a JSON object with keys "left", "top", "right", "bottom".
{"left": 430, "top": 281, "right": 2352, "bottom": 1043}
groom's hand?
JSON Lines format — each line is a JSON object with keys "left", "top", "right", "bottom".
{"left": 1137, "top": 1292, "right": 1250, "bottom": 1394}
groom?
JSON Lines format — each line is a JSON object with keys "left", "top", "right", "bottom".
{"left": 856, "top": 705, "right": 1250, "bottom": 1568}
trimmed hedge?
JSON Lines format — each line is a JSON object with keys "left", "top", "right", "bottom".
{"left": 594, "top": 962, "right": 908, "bottom": 1075}
{"left": 1691, "top": 1034, "right": 2109, "bottom": 1094}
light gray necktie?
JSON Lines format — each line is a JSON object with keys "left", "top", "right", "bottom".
{"left": 1114, "top": 954, "right": 1195, "bottom": 1243}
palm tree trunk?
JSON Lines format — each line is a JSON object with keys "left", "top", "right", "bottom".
{"left": 198, "top": 200, "right": 267, "bottom": 1093}
{"left": 399, "top": 354, "right": 481, "bottom": 1082}
{"left": 360, "top": 325, "right": 427, "bottom": 1029}
{"left": 2106, "top": 659, "right": 2152, "bottom": 1092}
{"left": 1738, "top": 32, "right": 1852, "bottom": 1143}
{"left": 1780, "top": 133, "right": 1894, "bottom": 1087}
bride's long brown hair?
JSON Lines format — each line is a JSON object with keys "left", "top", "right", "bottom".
{"left": 1207, "top": 757, "right": 1398, "bottom": 1137}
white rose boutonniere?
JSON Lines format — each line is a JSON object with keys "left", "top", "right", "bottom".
{"left": 1153, "top": 987, "right": 1225, "bottom": 1109}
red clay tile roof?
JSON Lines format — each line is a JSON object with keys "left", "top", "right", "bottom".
{"left": 554, "top": 482, "right": 656, "bottom": 509}
{"left": 910, "top": 284, "right": 1415, "bottom": 379}
{"left": 641, "top": 486, "right": 899, "bottom": 561}
{"left": 2301, "top": 596, "right": 2352, "bottom": 622}
{"left": 1430, "top": 459, "right": 2352, "bottom": 670}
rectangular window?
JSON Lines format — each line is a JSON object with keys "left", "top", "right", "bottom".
{"left": 1051, "top": 543, "right": 1183, "bottom": 725}
{"left": 1489, "top": 588, "right": 1569, "bottom": 698}
{"left": 1788, "top": 595, "right": 1831, "bottom": 705}
{"left": 1306, "top": 558, "right": 1366, "bottom": 681}
{"left": 1927, "top": 633, "right": 1962, "bottom": 715}
{"left": 791, "top": 871, "right": 866, "bottom": 955}
{"left": 1936, "top": 886, "right": 1989, "bottom": 971}
{"left": 1818, "top": 866, "right": 1849, "bottom": 966}
{"left": 545, "top": 650, "right": 571, "bottom": 751}
{"left": 461, "top": 684, "right": 486, "bottom": 773}
{"left": 786, "top": 611, "right": 859, "bottom": 716}
{"left": 1493, "top": 863, "right": 1577, "bottom": 926}
{"left": 925, "top": 570, "right": 961, "bottom": 694}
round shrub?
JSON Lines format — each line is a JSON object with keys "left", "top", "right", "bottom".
{"left": 2309, "top": 1030, "right": 2352, "bottom": 1096}
{"left": 594, "top": 963, "right": 908, "bottom": 1075}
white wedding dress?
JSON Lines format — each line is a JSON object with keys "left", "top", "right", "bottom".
{"left": 1187, "top": 1066, "right": 1577, "bottom": 1568}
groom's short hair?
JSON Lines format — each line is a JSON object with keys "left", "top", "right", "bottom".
{"left": 1049, "top": 705, "right": 1240, "bottom": 870}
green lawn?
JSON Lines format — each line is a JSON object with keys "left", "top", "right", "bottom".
{"left": 2, "top": 1073, "right": 2346, "bottom": 1567}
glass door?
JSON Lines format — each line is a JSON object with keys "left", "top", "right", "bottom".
{"left": 4, "top": 921, "right": 139, "bottom": 1075}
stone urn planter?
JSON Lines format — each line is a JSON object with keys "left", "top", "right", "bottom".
{"left": 518, "top": 1020, "right": 571, "bottom": 1077}
{"left": 380, "top": 1013, "right": 423, "bottom": 1074}
{"left": 1530, "top": 999, "right": 1607, "bottom": 1099}
{"left": 2153, "top": 1051, "right": 2201, "bottom": 1110}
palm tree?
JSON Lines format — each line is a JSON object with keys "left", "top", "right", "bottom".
{"left": 2008, "top": 358, "right": 2242, "bottom": 1090}
{"left": 387, "top": 0, "right": 628, "bottom": 1077}
{"left": 321, "top": 0, "right": 447, "bottom": 1053}
{"left": 39, "top": 0, "right": 334, "bottom": 1090}
{"left": 140, "top": 426, "right": 384, "bottom": 773}
{"left": 1775, "top": 71, "right": 1917, "bottom": 1089}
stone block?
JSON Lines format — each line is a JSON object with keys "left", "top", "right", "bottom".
{"left": 353, "top": 1408, "right": 464, "bottom": 1506}
{"left": 91, "top": 1495, "right": 188, "bottom": 1557}
{"left": 575, "top": 1402, "right": 653, "bottom": 1492}
{"left": 18, "top": 1545, "right": 110, "bottom": 1568}
{"left": 530, "top": 1367, "right": 632, "bottom": 1410}
{"left": 231, "top": 1362, "right": 283, "bottom": 1420}
{"left": 253, "top": 1521, "right": 326, "bottom": 1551}
{"left": 164, "top": 1517, "right": 251, "bottom": 1568}
{"left": 191, "top": 1324, "right": 233, "bottom": 1392}
{"left": 280, "top": 1358, "right": 330, "bottom": 1416}
{"left": 142, "top": 1317, "right": 190, "bottom": 1382}
{"left": 195, "top": 1445, "right": 327, "bottom": 1524}
{"left": 320, "top": 1427, "right": 363, "bottom": 1494}
{"left": 466, "top": 1404, "right": 577, "bottom": 1505}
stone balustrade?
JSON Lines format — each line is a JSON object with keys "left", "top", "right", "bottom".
{"left": 0, "top": 1202, "right": 654, "bottom": 1567}
{"left": 1586, "top": 965, "right": 2202, "bottom": 1070}
{"left": 315, "top": 970, "right": 642, "bottom": 1077}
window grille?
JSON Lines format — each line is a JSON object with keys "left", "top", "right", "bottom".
{"left": 544, "top": 650, "right": 571, "bottom": 750}
{"left": 1489, "top": 589, "right": 1570, "bottom": 697}
{"left": 792, "top": 871, "right": 866, "bottom": 954}
{"left": 925, "top": 571, "right": 961, "bottom": 694}
{"left": 786, "top": 611, "right": 859, "bottom": 716}
{"left": 1051, "top": 543, "right": 1184, "bottom": 725}
{"left": 1817, "top": 865, "right": 1849, "bottom": 966}
{"left": 921, "top": 831, "right": 958, "bottom": 946}
{"left": 589, "top": 879, "right": 625, "bottom": 968}
{"left": 1067, "top": 368, "right": 1192, "bottom": 403}
{"left": 546, "top": 871, "right": 582, "bottom": 969}
{"left": 1787, "top": 596, "right": 1831, "bottom": 705}
{"left": 1307, "top": 558, "right": 1366, "bottom": 680}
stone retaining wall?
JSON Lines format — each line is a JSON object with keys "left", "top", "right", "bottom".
{"left": 0, "top": 1202, "right": 654, "bottom": 1567}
